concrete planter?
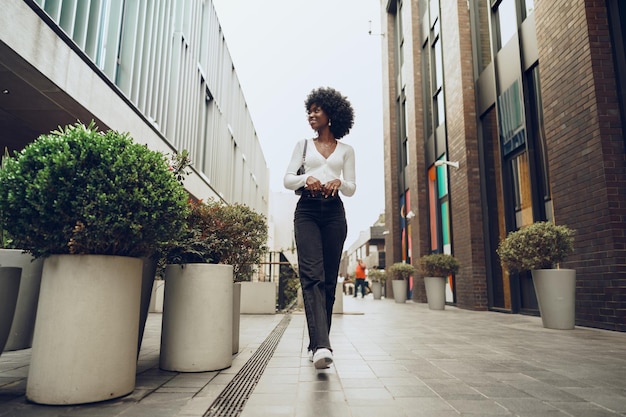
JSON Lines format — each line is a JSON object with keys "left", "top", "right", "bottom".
{"left": 240, "top": 281, "right": 276, "bottom": 314}
{"left": 531, "top": 269, "right": 576, "bottom": 330}
{"left": 233, "top": 282, "right": 241, "bottom": 354}
{"left": 392, "top": 280, "right": 407, "bottom": 303}
{"left": 26, "top": 255, "right": 142, "bottom": 405}
{"left": 371, "top": 281, "right": 383, "bottom": 299}
{"left": 332, "top": 281, "right": 343, "bottom": 314}
{"left": 424, "top": 276, "right": 446, "bottom": 310}
{"left": 160, "top": 264, "right": 233, "bottom": 371}
{"left": 0, "top": 249, "right": 44, "bottom": 351}
{"left": 0, "top": 267, "right": 21, "bottom": 354}
{"left": 138, "top": 257, "right": 158, "bottom": 354}
{"left": 149, "top": 279, "right": 165, "bottom": 313}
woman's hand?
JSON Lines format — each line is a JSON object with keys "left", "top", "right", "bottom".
{"left": 306, "top": 176, "right": 323, "bottom": 195}
{"left": 322, "top": 179, "right": 342, "bottom": 198}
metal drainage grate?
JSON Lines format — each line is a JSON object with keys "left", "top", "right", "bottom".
{"left": 204, "top": 314, "right": 292, "bottom": 417}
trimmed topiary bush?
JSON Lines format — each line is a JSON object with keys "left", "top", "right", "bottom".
{"left": 367, "top": 268, "right": 386, "bottom": 284}
{"left": 496, "top": 221, "right": 574, "bottom": 273}
{"left": 389, "top": 262, "right": 416, "bottom": 281}
{"left": 0, "top": 121, "right": 189, "bottom": 258}
{"left": 165, "top": 198, "right": 268, "bottom": 282}
{"left": 418, "top": 253, "right": 460, "bottom": 277}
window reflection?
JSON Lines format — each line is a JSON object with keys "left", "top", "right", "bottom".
{"left": 498, "top": 0, "right": 516, "bottom": 48}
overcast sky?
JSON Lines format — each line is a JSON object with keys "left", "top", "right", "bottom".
{"left": 212, "top": 0, "right": 386, "bottom": 249}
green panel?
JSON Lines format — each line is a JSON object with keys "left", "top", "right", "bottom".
{"left": 437, "top": 165, "right": 448, "bottom": 198}
{"left": 441, "top": 200, "right": 450, "bottom": 245}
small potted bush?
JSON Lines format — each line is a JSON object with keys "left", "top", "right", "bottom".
{"left": 160, "top": 198, "right": 268, "bottom": 371}
{"left": 496, "top": 221, "right": 574, "bottom": 273}
{"left": 1, "top": 146, "right": 44, "bottom": 353}
{"left": 389, "top": 262, "right": 416, "bottom": 303}
{"left": 418, "top": 253, "right": 460, "bottom": 310}
{"left": 0, "top": 121, "right": 189, "bottom": 404}
{"left": 367, "top": 268, "right": 386, "bottom": 300}
{"left": 496, "top": 221, "right": 576, "bottom": 330}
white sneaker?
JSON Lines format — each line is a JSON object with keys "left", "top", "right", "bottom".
{"left": 308, "top": 350, "right": 313, "bottom": 362}
{"left": 313, "top": 348, "right": 333, "bottom": 369}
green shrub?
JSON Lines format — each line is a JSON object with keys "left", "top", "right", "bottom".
{"left": 496, "top": 221, "right": 574, "bottom": 272}
{"left": 367, "top": 268, "right": 386, "bottom": 283}
{"left": 165, "top": 198, "right": 268, "bottom": 282}
{"left": 389, "top": 262, "right": 416, "bottom": 280}
{"left": 418, "top": 253, "right": 460, "bottom": 277}
{"left": 0, "top": 147, "right": 14, "bottom": 249}
{"left": 0, "top": 121, "right": 189, "bottom": 258}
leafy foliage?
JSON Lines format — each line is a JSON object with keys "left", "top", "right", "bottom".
{"left": 496, "top": 221, "right": 575, "bottom": 272}
{"left": 169, "top": 149, "right": 192, "bottom": 185}
{"left": 165, "top": 199, "right": 268, "bottom": 282}
{"left": 389, "top": 262, "right": 416, "bottom": 280}
{"left": 0, "top": 121, "right": 189, "bottom": 258}
{"left": 418, "top": 253, "right": 460, "bottom": 277}
{"left": 367, "top": 268, "right": 386, "bottom": 283}
{"left": 0, "top": 147, "right": 15, "bottom": 248}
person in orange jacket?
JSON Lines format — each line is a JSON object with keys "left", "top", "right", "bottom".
{"left": 354, "top": 258, "right": 367, "bottom": 298}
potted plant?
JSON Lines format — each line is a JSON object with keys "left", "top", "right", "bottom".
{"left": 389, "top": 262, "right": 415, "bottom": 303}
{"left": 0, "top": 266, "right": 21, "bottom": 356}
{"left": 160, "top": 198, "right": 268, "bottom": 370}
{"left": 0, "top": 121, "right": 189, "bottom": 404}
{"left": 367, "top": 268, "right": 386, "bottom": 300}
{"left": 497, "top": 221, "right": 575, "bottom": 329}
{"left": 418, "top": 253, "right": 460, "bottom": 310}
{"left": 137, "top": 149, "right": 193, "bottom": 356}
{"left": 0, "top": 147, "right": 44, "bottom": 352}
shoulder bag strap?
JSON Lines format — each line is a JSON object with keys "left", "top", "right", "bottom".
{"left": 301, "top": 139, "right": 308, "bottom": 165}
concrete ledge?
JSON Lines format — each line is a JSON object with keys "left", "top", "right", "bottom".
{"left": 240, "top": 282, "right": 276, "bottom": 314}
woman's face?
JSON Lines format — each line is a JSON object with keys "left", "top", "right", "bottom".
{"left": 307, "top": 104, "right": 329, "bottom": 131}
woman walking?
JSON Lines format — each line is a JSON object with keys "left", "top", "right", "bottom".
{"left": 284, "top": 86, "right": 356, "bottom": 369}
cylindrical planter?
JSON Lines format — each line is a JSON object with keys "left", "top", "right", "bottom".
{"left": 138, "top": 256, "right": 158, "bottom": 355}
{"left": 233, "top": 282, "right": 241, "bottom": 354}
{"left": 0, "top": 249, "right": 44, "bottom": 351}
{"left": 0, "top": 267, "right": 21, "bottom": 354}
{"left": 160, "top": 264, "right": 233, "bottom": 372}
{"left": 149, "top": 279, "right": 165, "bottom": 313}
{"left": 372, "top": 281, "right": 382, "bottom": 300}
{"left": 531, "top": 269, "right": 576, "bottom": 330}
{"left": 26, "top": 254, "right": 143, "bottom": 405}
{"left": 424, "top": 276, "right": 446, "bottom": 310}
{"left": 332, "top": 281, "right": 344, "bottom": 314}
{"left": 392, "top": 279, "right": 407, "bottom": 303}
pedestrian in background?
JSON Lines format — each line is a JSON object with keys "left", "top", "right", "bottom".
{"left": 284, "top": 86, "right": 356, "bottom": 369}
{"left": 354, "top": 258, "right": 367, "bottom": 298}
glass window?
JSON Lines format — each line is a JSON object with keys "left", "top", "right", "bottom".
{"left": 428, "top": 167, "right": 439, "bottom": 251}
{"left": 435, "top": 89, "right": 445, "bottom": 126}
{"left": 511, "top": 152, "right": 533, "bottom": 228}
{"left": 436, "top": 163, "right": 448, "bottom": 198}
{"left": 397, "top": 0, "right": 404, "bottom": 67}
{"left": 525, "top": 0, "right": 534, "bottom": 17}
{"left": 474, "top": 0, "right": 492, "bottom": 72}
{"left": 430, "top": 0, "right": 439, "bottom": 27}
{"left": 422, "top": 44, "right": 432, "bottom": 138}
{"left": 497, "top": 0, "right": 517, "bottom": 49}
{"left": 433, "top": 38, "right": 443, "bottom": 89}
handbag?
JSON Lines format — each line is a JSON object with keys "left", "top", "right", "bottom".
{"left": 294, "top": 139, "right": 308, "bottom": 195}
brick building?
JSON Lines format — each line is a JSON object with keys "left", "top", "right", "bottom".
{"left": 380, "top": 0, "right": 626, "bottom": 331}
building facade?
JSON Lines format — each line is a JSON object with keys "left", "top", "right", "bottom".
{"left": 342, "top": 213, "right": 387, "bottom": 279}
{"left": 0, "top": 0, "right": 268, "bottom": 213}
{"left": 380, "top": 0, "right": 626, "bottom": 331}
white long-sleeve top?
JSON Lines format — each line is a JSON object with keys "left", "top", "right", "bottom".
{"left": 283, "top": 138, "right": 356, "bottom": 197}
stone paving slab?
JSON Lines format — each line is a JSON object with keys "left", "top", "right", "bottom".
{"left": 1, "top": 295, "right": 626, "bottom": 417}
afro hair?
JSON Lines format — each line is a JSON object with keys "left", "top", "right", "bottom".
{"left": 305, "top": 87, "right": 355, "bottom": 139}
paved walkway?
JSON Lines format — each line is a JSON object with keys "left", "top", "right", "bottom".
{"left": 1, "top": 294, "right": 625, "bottom": 417}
